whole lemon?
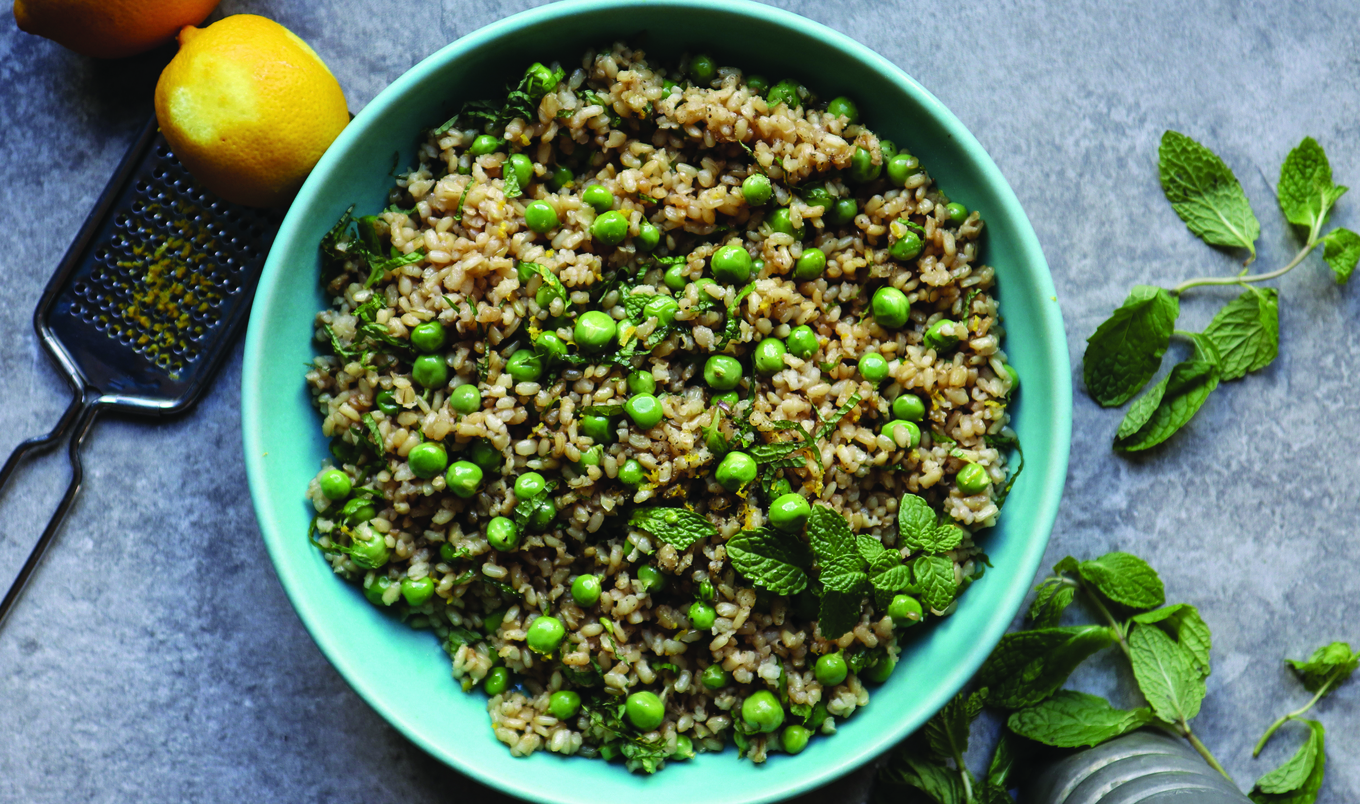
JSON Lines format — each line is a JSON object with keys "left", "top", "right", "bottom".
{"left": 154, "top": 15, "right": 349, "bottom": 208}
{"left": 13, "top": 0, "right": 219, "bottom": 59}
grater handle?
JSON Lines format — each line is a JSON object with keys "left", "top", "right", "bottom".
{"left": 0, "top": 393, "right": 101, "bottom": 630}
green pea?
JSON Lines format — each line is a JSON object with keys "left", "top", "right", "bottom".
{"left": 945, "top": 202, "right": 968, "bottom": 225}
{"left": 741, "top": 690, "right": 785, "bottom": 733}
{"left": 401, "top": 575, "right": 435, "bottom": 606}
{"left": 781, "top": 725, "right": 811, "bottom": 754}
{"left": 469, "top": 134, "right": 499, "bottom": 156}
{"left": 956, "top": 463, "right": 991, "bottom": 495}
{"left": 374, "top": 390, "right": 399, "bottom": 415}
{"left": 575, "top": 310, "right": 618, "bottom": 351}
{"left": 407, "top": 441, "right": 449, "bottom": 479}
{"left": 793, "top": 247, "right": 827, "bottom": 281}
{"left": 506, "top": 153, "right": 534, "bottom": 190}
{"left": 505, "top": 349, "right": 543, "bottom": 383}
{"left": 511, "top": 473, "right": 543, "bottom": 501}
{"left": 591, "top": 210, "right": 629, "bottom": 246}
{"left": 890, "top": 227, "right": 923, "bottom": 262}
{"left": 849, "top": 146, "right": 882, "bottom": 184}
{"left": 786, "top": 325, "right": 818, "bottom": 359}
{"left": 752, "top": 258, "right": 766, "bottom": 275}
{"left": 663, "top": 263, "right": 688, "bottom": 291}
{"left": 486, "top": 516, "right": 520, "bottom": 551}
{"left": 637, "top": 221, "right": 661, "bottom": 251}
{"left": 689, "top": 601, "right": 717, "bottom": 630}
{"left": 746, "top": 74, "right": 770, "bottom": 94}
{"left": 1004, "top": 364, "right": 1020, "bottom": 396}
{"left": 329, "top": 437, "right": 360, "bottom": 465}
{"left": 574, "top": 445, "right": 603, "bottom": 468}
{"left": 815, "top": 652, "right": 848, "bottom": 686}
{"left": 643, "top": 295, "right": 679, "bottom": 326}
{"left": 871, "top": 286, "right": 910, "bottom": 329}
{"left": 351, "top": 533, "right": 390, "bottom": 570}
{"left": 449, "top": 384, "right": 481, "bottom": 414}
{"left": 626, "top": 690, "right": 665, "bottom": 731}
{"left": 636, "top": 565, "right": 666, "bottom": 593}
{"left": 672, "top": 733, "right": 695, "bottom": 760}
{"left": 529, "top": 497, "right": 557, "bottom": 532}
{"left": 767, "top": 79, "right": 802, "bottom": 108}
{"left": 879, "top": 139, "right": 898, "bottom": 162}
{"left": 689, "top": 53, "right": 716, "bottom": 84}
{"left": 858, "top": 352, "right": 889, "bottom": 384}
{"left": 825, "top": 96, "right": 859, "bottom": 124}
{"left": 548, "top": 165, "right": 573, "bottom": 191}
{"left": 580, "top": 414, "right": 614, "bottom": 444}
{"left": 535, "top": 281, "right": 565, "bottom": 310}
{"left": 624, "top": 393, "right": 663, "bottom": 430}
{"left": 364, "top": 574, "right": 394, "bottom": 605}
{"left": 662, "top": 78, "right": 679, "bottom": 95}
{"left": 340, "top": 496, "right": 377, "bottom": 526}
{"left": 410, "top": 321, "right": 447, "bottom": 353}
{"left": 439, "top": 542, "right": 460, "bottom": 563}
{"left": 752, "top": 338, "right": 787, "bottom": 375}
{"left": 716, "top": 450, "right": 757, "bottom": 492}
{"left": 582, "top": 183, "right": 614, "bottom": 213}
{"left": 882, "top": 419, "right": 922, "bottom": 449}
{"left": 692, "top": 278, "right": 721, "bottom": 307}
{"left": 627, "top": 371, "right": 657, "bottom": 395}
{"left": 892, "top": 394, "right": 926, "bottom": 422}
{"left": 710, "top": 243, "right": 753, "bottom": 284}
{"left": 549, "top": 690, "right": 581, "bottom": 720}
{"left": 861, "top": 655, "right": 896, "bottom": 683}
{"left": 924, "top": 319, "right": 961, "bottom": 353}
{"left": 483, "top": 666, "right": 510, "bottom": 695}
{"left": 318, "top": 469, "right": 351, "bottom": 501}
{"left": 888, "top": 594, "right": 923, "bottom": 627}
{"left": 700, "top": 664, "right": 730, "bottom": 690}
{"left": 768, "top": 492, "right": 811, "bottom": 532}
{"left": 713, "top": 391, "right": 740, "bottom": 406}
{"left": 618, "top": 459, "right": 646, "bottom": 487}
{"left": 598, "top": 744, "right": 620, "bottom": 762}
{"left": 800, "top": 183, "right": 832, "bottom": 211}
{"left": 534, "top": 331, "right": 568, "bottom": 364}
{"left": 444, "top": 460, "right": 483, "bottom": 498}
{"left": 886, "top": 153, "right": 921, "bottom": 186}
{"left": 742, "top": 173, "right": 772, "bottom": 206}
{"left": 482, "top": 608, "right": 507, "bottom": 635}
{"left": 526, "top": 615, "right": 566, "bottom": 654}
{"left": 766, "top": 207, "right": 804, "bottom": 239}
{"left": 571, "top": 574, "right": 602, "bottom": 607}
{"left": 825, "top": 197, "right": 858, "bottom": 226}
{"left": 412, "top": 354, "right": 449, "bottom": 389}
{"left": 524, "top": 200, "right": 559, "bottom": 234}
{"left": 703, "top": 355, "right": 743, "bottom": 391}
{"left": 467, "top": 439, "right": 501, "bottom": 474}
{"left": 699, "top": 580, "right": 716, "bottom": 602}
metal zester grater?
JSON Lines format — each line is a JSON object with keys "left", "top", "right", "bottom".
{"left": 0, "top": 116, "right": 280, "bottom": 627}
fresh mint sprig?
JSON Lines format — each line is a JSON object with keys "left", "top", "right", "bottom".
{"left": 1084, "top": 133, "right": 1357, "bottom": 451}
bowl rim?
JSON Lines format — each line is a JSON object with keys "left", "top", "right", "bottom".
{"left": 242, "top": 0, "right": 1072, "bottom": 800}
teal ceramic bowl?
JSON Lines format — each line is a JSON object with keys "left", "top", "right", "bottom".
{"left": 241, "top": 1, "right": 1071, "bottom": 801}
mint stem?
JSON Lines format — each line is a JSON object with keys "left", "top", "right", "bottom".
{"left": 1181, "top": 721, "right": 1234, "bottom": 781}
{"left": 1071, "top": 576, "right": 1131, "bottom": 660}
{"left": 1252, "top": 675, "right": 1336, "bottom": 757}
{"left": 1173, "top": 240, "right": 1317, "bottom": 294}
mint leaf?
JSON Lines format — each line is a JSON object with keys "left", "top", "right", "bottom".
{"left": 816, "top": 392, "right": 862, "bottom": 441}
{"left": 1323, "top": 227, "right": 1360, "bottom": 284}
{"left": 726, "top": 527, "right": 812, "bottom": 595}
{"left": 877, "top": 752, "right": 969, "bottom": 804}
{"left": 365, "top": 247, "right": 426, "bottom": 289}
{"left": 818, "top": 590, "right": 862, "bottom": 640}
{"left": 628, "top": 507, "right": 716, "bottom": 551}
{"left": 1158, "top": 130, "right": 1260, "bottom": 261}
{"left": 1083, "top": 285, "right": 1181, "bottom": 407}
{"left": 1114, "top": 336, "right": 1221, "bottom": 451}
{"left": 1028, "top": 579, "right": 1076, "bottom": 628}
{"left": 976, "top": 625, "right": 1117, "bottom": 709}
{"left": 856, "top": 534, "right": 890, "bottom": 566}
{"left": 1287, "top": 641, "right": 1359, "bottom": 695}
{"left": 1077, "top": 551, "right": 1165, "bottom": 609}
{"left": 808, "top": 504, "right": 856, "bottom": 562}
{"left": 1277, "top": 137, "right": 1347, "bottom": 242}
{"left": 519, "top": 261, "right": 570, "bottom": 310}
{"left": 820, "top": 558, "right": 869, "bottom": 594}
{"left": 1204, "top": 287, "right": 1279, "bottom": 381}
{"left": 1007, "top": 690, "right": 1155, "bottom": 748}
{"left": 1254, "top": 719, "right": 1324, "bottom": 797}
{"left": 912, "top": 556, "right": 956, "bottom": 612}
{"left": 922, "top": 688, "right": 987, "bottom": 762}
{"left": 871, "top": 564, "right": 913, "bottom": 593}
{"left": 897, "top": 493, "right": 937, "bottom": 546}
{"left": 1133, "top": 603, "right": 1212, "bottom": 678}
{"left": 1129, "top": 622, "right": 1206, "bottom": 725}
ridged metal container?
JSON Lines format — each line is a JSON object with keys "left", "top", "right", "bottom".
{"left": 1024, "top": 731, "right": 1250, "bottom": 804}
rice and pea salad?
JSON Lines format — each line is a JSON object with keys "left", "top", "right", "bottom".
{"left": 304, "top": 43, "right": 1019, "bottom": 772}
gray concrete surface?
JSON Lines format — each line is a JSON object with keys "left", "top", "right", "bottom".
{"left": 1, "top": 1, "right": 1356, "bottom": 801}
